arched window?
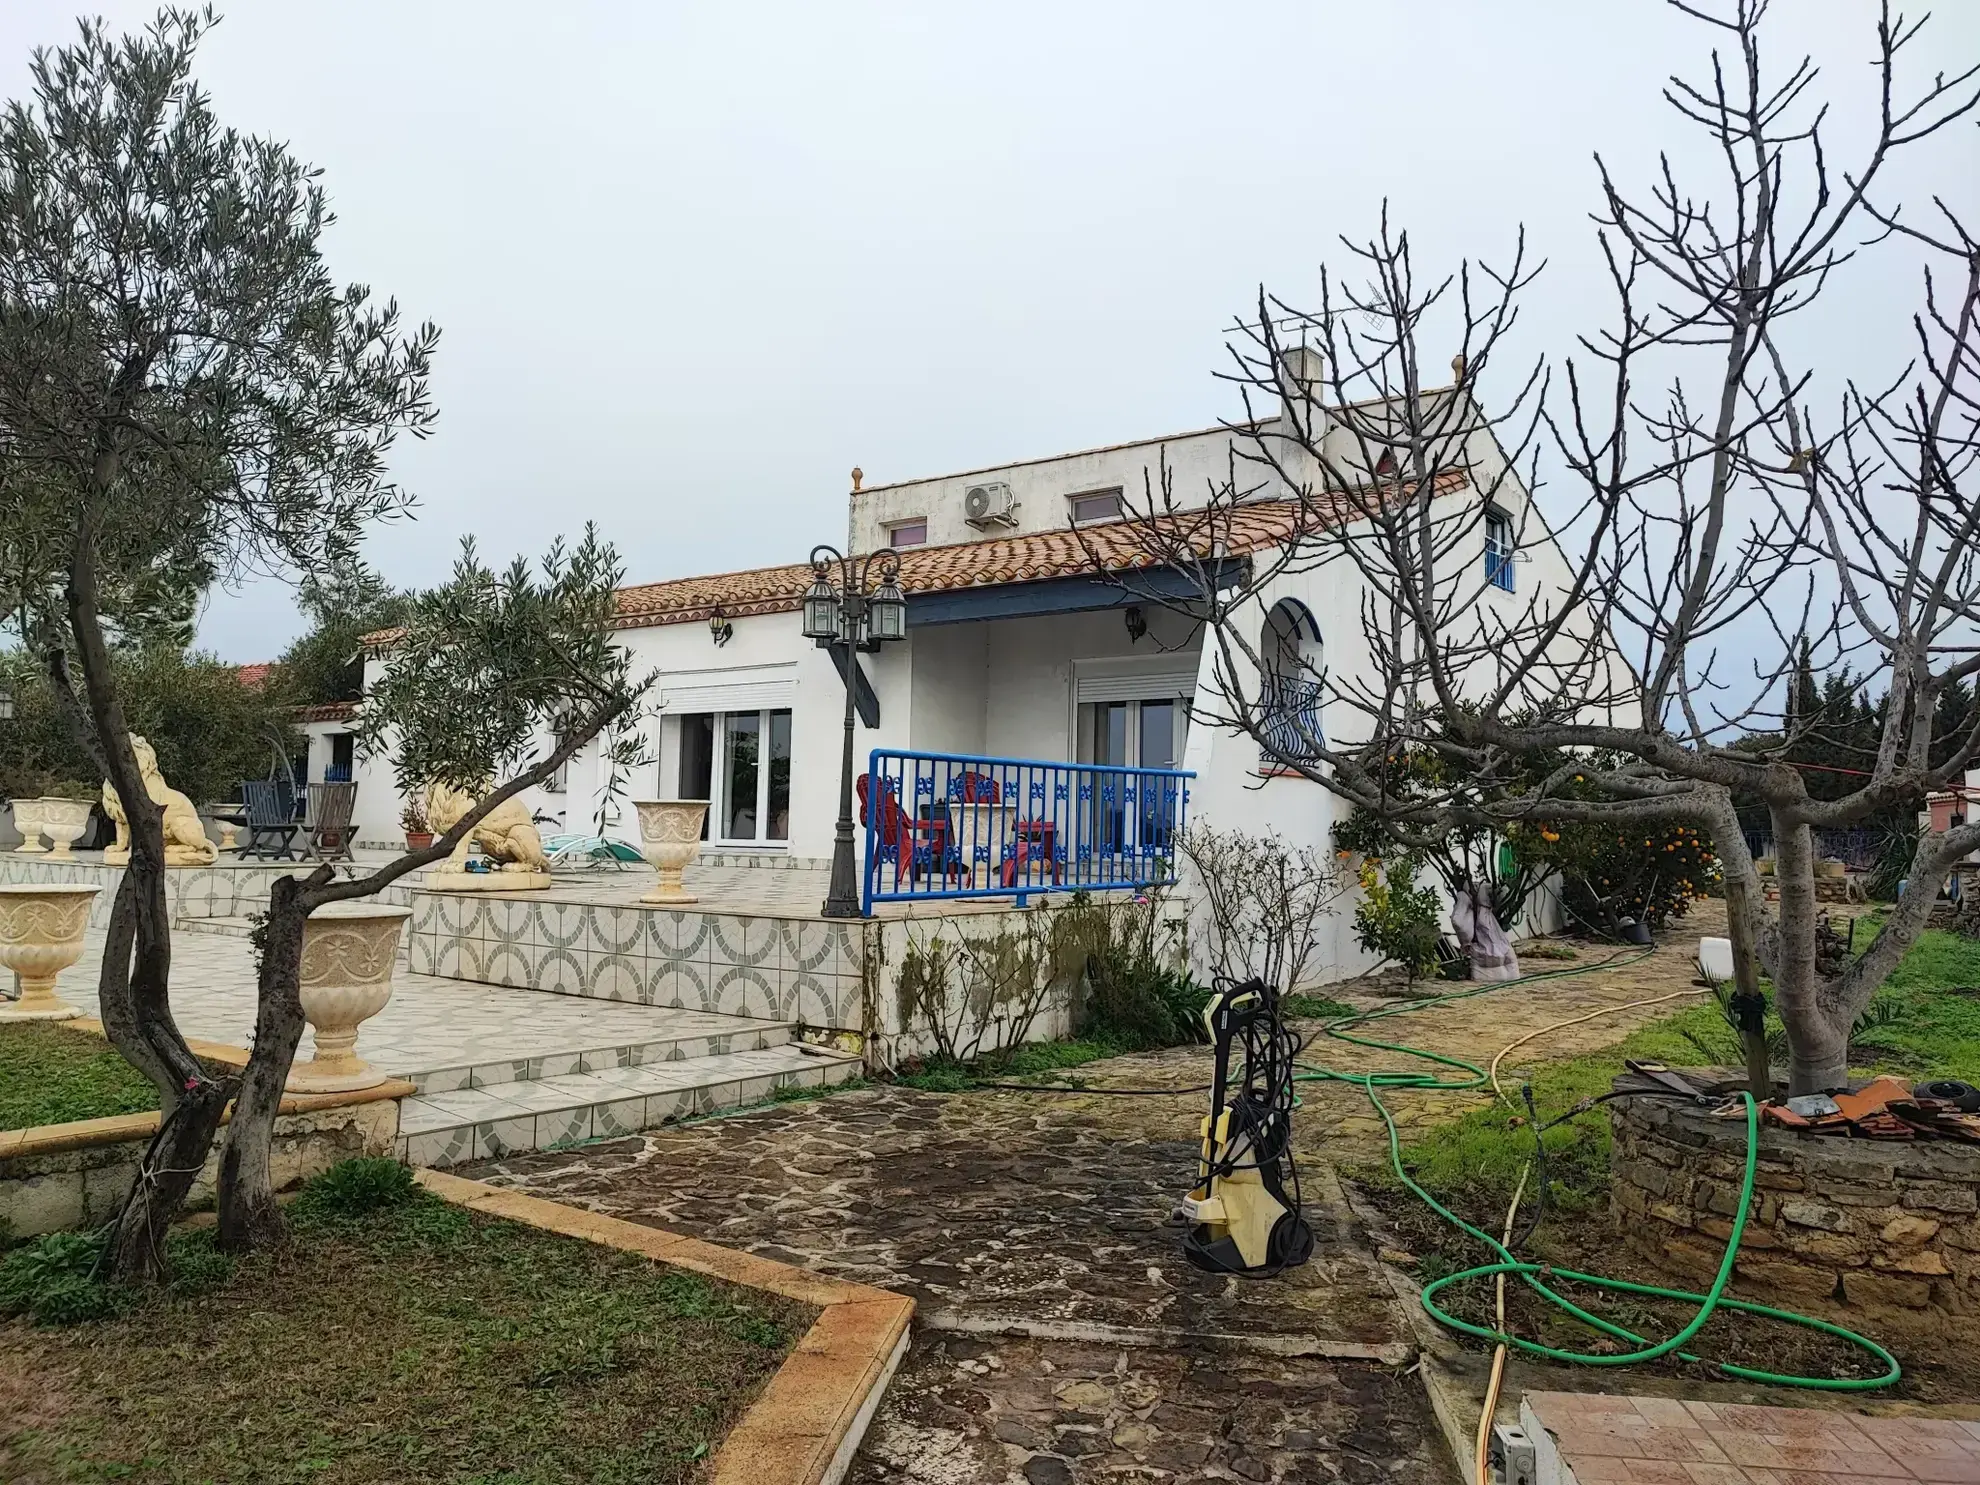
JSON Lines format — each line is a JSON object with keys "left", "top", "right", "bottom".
{"left": 1260, "top": 598, "right": 1324, "bottom": 764}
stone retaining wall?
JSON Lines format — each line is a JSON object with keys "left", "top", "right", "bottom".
{"left": 2, "top": 1095, "right": 404, "bottom": 1239}
{"left": 1609, "top": 1090, "right": 1980, "bottom": 1325}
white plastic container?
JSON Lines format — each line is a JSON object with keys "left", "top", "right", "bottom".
{"left": 1696, "top": 935, "right": 1734, "bottom": 983}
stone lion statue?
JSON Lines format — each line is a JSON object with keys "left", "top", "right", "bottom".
{"left": 103, "top": 736, "right": 218, "bottom": 866}
{"left": 423, "top": 779, "right": 549, "bottom": 874}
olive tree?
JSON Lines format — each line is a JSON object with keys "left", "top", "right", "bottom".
{"left": 0, "top": 10, "right": 648, "bottom": 1275}
{"left": 1098, "top": 0, "right": 1980, "bottom": 1094}
{"left": 218, "top": 529, "right": 651, "bottom": 1249}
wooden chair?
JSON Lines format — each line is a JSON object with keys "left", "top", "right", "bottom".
{"left": 240, "top": 779, "right": 299, "bottom": 860}
{"left": 303, "top": 781, "right": 358, "bottom": 862}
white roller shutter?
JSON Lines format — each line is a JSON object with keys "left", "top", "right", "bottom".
{"left": 1072, "top": 663, "right": 1199, "bottom": 704}
{"left": 658, "top": 665, "right": 797, "bottom": 714}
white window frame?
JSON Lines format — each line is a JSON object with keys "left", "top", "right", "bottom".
{"left": 1068, "top": 487, "right": 1125, "bottom": 525}
{"left": 702, "top": 707, "right": 793, "bottom": 849}
{"left": 1484, "top": 506, "right": 1516, "bottom": 592}
{"left": 886, "top": 517, "right": 929, "bottom": 548}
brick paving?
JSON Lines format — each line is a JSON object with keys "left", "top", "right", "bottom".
{"left": 1525, "top": 1390, "right": 1980, "bottom": 1483}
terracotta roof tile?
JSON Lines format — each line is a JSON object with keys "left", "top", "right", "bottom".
{"left": 236, "top": 662, "right": 275, "bottom": 688}
{"left": 294, "top": 700, "right": 357, "bottom": 723}
{"left": 361, "top": 470, "right": 1467, "bottom": 643}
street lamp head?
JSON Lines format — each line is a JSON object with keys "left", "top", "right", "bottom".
{"left": 801, "top": 572, "right": 842, "bottom": 641}
{"left": 867, "top": 576, "right": 907, "bottom": 644}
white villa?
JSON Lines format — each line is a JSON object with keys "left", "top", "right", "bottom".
{"left": 326, "top": 372, "right": 1584, "bottom": 989}
{"left": 1, "top": 376, "right": 1597, "bottom": 1176}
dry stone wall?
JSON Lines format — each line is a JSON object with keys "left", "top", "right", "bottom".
{"left": 1609, "top": 1089, "right": 1980, "bottom": 1326}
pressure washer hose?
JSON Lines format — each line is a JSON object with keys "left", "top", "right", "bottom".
{"left": 1292, "top": 952, "right": 1903, "bottom": 1391}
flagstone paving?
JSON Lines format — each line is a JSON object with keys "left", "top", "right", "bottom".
{"left": 460, "top": 909, "right": 1744, "bottom": 1481}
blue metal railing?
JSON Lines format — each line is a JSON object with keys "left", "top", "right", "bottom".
{"left": 1484, "top": 542, "right": 1516, "bottom": 591}
{"left": 1260, "top": 675, "right": 1324, "bottom": 763}
{"left": 861, "top": 749, "right": 1194, "bottom": 912}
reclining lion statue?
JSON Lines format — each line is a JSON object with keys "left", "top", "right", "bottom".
{"left": 103, "top": 736, "right": 219, "bottom": 866}
{"left": 423, "top": 779, "right": 549, "bottom": 875}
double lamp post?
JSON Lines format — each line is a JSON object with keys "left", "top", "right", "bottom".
{"left": 800, "top": 545, "right": 906, "bottom": 918}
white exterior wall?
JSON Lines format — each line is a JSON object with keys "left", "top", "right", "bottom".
{"left": 850, "top": 422, "right": 1292, "bottom": 553}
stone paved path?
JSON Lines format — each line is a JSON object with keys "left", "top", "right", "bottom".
{"left": 461, "top": 912, "right": 1729, "bottom": 1483}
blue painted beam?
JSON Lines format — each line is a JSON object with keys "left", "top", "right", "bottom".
{"left": 826, "top": 643, "right": 881, "bottom": 728}
{"left": 905, "top": 558, "right": 1248, "bottom": 628}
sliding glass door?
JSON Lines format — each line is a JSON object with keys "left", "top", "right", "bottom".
{"left": 1078, "top": 696, "right": 1185, "bottom": 855}
{"left": 677, "top": 708, "right": 791, "bottom": 845}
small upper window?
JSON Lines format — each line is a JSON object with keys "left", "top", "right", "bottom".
{"left": 887, "top": 519, "right": 928, "bottom": 548}
{"left": 1069, "top": 489, "right": 1124, "bottom": 525}
{"left": 1484, "top": 507, "right": 1516, "bottom": 592}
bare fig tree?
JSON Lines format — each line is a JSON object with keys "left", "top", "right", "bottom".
{"left": 1092, "top": 0, "right": 1980, "bottom": 1094}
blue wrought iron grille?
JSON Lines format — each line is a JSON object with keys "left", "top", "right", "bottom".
{"left": 861, "top": 749, "right": 1193, "bottom": 912}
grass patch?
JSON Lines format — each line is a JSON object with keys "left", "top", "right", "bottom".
{"left": 0, "top": 1161, "right": 812, "bottom": 1483}
{"left": 769, "top": 1075, "right": 872, "bottom": 1104}
{"left": 895, "top": 1035, "right": 1136, "bottom": 1092}
{"left": 1282, "top": 993, "right": 1358, "bottom": 1021}
{"left": 0, "top": 1022, "right": 159, "bottom": 1130}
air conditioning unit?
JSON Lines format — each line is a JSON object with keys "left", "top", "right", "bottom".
{"left": 963, "top": 481, "right": 1018, "bottom": 529}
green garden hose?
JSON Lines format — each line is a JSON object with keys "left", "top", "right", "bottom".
{"left": 1294, "top": 955, "right": 1903, "bottom": 1389}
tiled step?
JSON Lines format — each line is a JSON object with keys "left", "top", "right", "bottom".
{"left": 407, "top": 1017, "right": 793, "bottom": 1095}
{"left": 176, "top": 916, "right": 259, "bottom": 938}
{"left": 395, "top": 1041, "right": 861, "bottom": 1168}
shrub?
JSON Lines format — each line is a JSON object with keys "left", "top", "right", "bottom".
{"left": 1351, "top": 856, "right": 1443, "bottom": 984}
{"left": 290, "top": 1157, "right": 418, "bottom": 1223}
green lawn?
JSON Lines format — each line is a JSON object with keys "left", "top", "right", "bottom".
{"left": 0, "top": 1162, "right": 811, "bottom": 1484}
{"left": 0, "top": 1022, "right": 160, "bottom": 1130}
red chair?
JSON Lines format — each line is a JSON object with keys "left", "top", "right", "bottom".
{"left": 859, "top": 774, "right": 958, "bottom": 888}
{"left": 1000, "top": 819, "right": 1062, "bottom": 888}
{"left": 953, "top": 770, "right": 1002, "bottom": 804}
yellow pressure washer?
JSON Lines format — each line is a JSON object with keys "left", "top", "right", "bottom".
{"left": 1178, "top": 976, "right": 1315, "bottom": 1277}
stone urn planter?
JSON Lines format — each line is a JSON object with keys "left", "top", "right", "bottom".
{"left": 0, "top": 883, "right": 101, "bottom": 1022}
{"left": 32, "top": 797, "right": 94, "bottom": 859}
{"left": 9, "top": 798, "right": 48, "bottom": 854}
{"left": 286, "top": 904, "right": 412, "bottom": 1094}
{"left": 634, "top": 799, "right": 709, "bottom": 905}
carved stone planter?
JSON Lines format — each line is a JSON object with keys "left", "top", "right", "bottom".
{"left": 0, "top": 884, "right": 101, "bottom": 1022}
{"left": 287, "top": 904, "right": 411, "bottom": 1094}
{"left": 10, "top": 799, "right": 48, "bottom": 854}
{"left": 32, "top": 798, "right": 93, "bottom": 859}
{"left": 635, "top": 799, "right": 709, "bottom": 904}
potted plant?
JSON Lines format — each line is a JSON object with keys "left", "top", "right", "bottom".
{"left": 401, "top": 799, "right": 433, "bottom": 852}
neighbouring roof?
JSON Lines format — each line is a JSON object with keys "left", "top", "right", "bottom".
{"left": 295, "top": 700, "right": 357, "bottom": 724}
{"left": 359, "top": 469, "right": 1468, "bottom": 644}
{"left": 236, "top": 662, "right": 275, "bottom": 688}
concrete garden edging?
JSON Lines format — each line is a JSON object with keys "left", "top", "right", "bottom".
{"left": 416, "top": 1169, "right": 914, "bottom": 1485}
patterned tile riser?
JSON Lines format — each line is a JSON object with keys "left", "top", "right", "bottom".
{"left": 0, "top": 856, "right": 415, "bottom": 928}
{"left": 409, "top": 893, "right": 865, "bottom": 1031}
{"left": 394, "top": 1061, "right": 841, "bottom": 1168}
{"left": 409, "top": 1027, "right": 786, "bottom": 1095}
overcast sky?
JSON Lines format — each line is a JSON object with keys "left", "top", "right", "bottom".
{"left": 3, "top": 1, "right": 1975, "bottom": 663}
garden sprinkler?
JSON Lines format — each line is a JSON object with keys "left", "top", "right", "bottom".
{"left": 1178, "top": 976, "right": 1315, "bottom": 1277}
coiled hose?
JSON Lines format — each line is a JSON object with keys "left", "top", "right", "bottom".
{"left": 1292, "top": 957, "right": 1902, "bottom": 1390}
